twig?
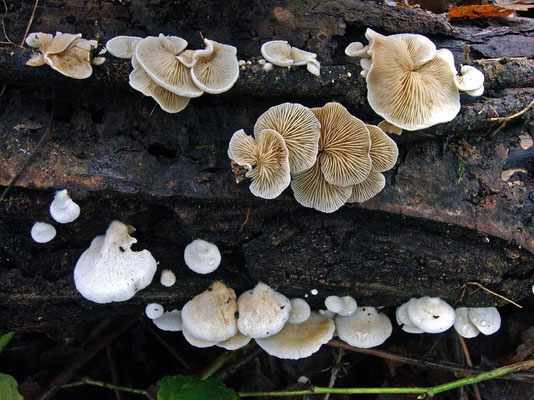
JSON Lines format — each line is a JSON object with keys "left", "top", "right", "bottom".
{"left": 328, "top": 340, "right": 534, "bottom": 382}
{"left": 488, "top": 97, "right": 534, "bottom": 121}
{"left": 62, "top": 377, "right": 147, "bottom": 395}
{"left": 323, "top": 348, "right": 344, "bottom": 400}
{"left": 106, "top": 345, "right": 123, "bottom": 400}
{"left": 457, "top": 334, "right": 482, "bottom": 400}
{"left": 0, "top": 104, "right": 55, "bottom": 203}
{"left": 20, "top": 0, "right": 39, "bottom": 46}
{"left": 238, "top": 207, "right": 250, "bottom": 232}
{"left": 199, "top": 351, "right": 237, "bottom": 380}
{"left": 215, "top": 345, "right": 263, "bottom": 381}
{"left": 459, "top": 281, "right": 522, "bottom": 309}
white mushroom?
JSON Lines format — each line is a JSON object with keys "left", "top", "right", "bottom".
{"left": 344, "top": 42, "right": 370, "bottom": 58}
{"left": 73, "top": 221, "right": 158, "bottom": 304}
{"left": 260, "top": 40, "right": 294, "bottom": 67}
{"left": 467, "top": 307, "right": 501, "bottom": 336}
{"left": 30, "top": 222, "right": 56, "bottom": 243}
{"left": 183, "top": 239, "right": 221, "bottom": 274}
{"left": 335, "top": 306, "right": 393, "bottom": 348}
{"left": 453, "top": 307, "right": 479, "bottom": 339}
{"left": 306, "top": 59, "right": 321, "bottom": 76}
{"left": 325, "top": 296, "right": 344, "bottom": 313}
{"left": 49, "top": 189, "right": 80, "bottom": 223}
{"left": 217, "top": 331, "right": 251, "bottom": 350}
{"left": 395, "top": 299, "right": 424, "bottom": 334}
{"left": 160, "top": 269, "right": 176, "bottom": 287}
{"left": 105, "top": 35, "right": 142, "bottom": 59}
{"left": 182, "top": 328, "right": 219, "bottom": 348}
{"left": 288, "top": 298, "right": 311, "bottom": 324}
{"left": 406, "top": 297, "right": 455, "bottom": 333}
{"left": 455, "top": 65, "right": 485, "bottom": 96}
{"left": 145, "top": 303, "right": 165, "bottom": 320}
{"left": 153, "top": 310, "right": 183, "bottom": 331}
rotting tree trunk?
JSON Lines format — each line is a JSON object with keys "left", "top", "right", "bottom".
{"left": 0, "top": 0, "right": 533, "bottom": 332}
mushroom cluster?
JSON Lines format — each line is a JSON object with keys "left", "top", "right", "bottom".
{"left": 106, "top": 34, "right": 239, "bottom": 113}
{"left": 396, "top": 297, "right": 455, "bottom": 334}
{"left": 454, "top": 307, "right": 501, "bottom": 338}
{"left": 345, "top": 28, "right": 485, "bottom": 133}
{"left": 26, "top": 32, "right": 101, "bottom": 79}
{"left": 228, "top": 102, "right": 398, "bottom": 212}
{"left": 261, "top": 40, "right": 320, "bottom": 76}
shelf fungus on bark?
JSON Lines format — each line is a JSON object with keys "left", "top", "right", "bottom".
{"left": 105, "top": 35, "right": 142, "bottom": 59}
{"left": 345, "top": 29, "right": 485, "bottom": 131}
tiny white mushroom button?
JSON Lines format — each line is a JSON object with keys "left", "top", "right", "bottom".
{"left": 160, "top": 269, "right": 176, "bottom": 287}
{"left": 184, "top": 239, "right": 221, "bottom": 274}
{"left": 335, "top": 306, "right": 392, "bottom": 348}
{"left": 454, "top": 307, "right": 480, "bottom": 339}
{"left": 288, "top": 298, "right": 311, "bottom": 324}
{"left": 468, "top": 307, "right": 501, "bottom": 336}
{"left": 406, "top": 297, "right": 455, "bottom": 334}
{"left": 145, "top": 303, "right": 164, "bottom": 320}
{"left": 31, "top": 222, "right": 56, "bottom": 243}
{"left": 153, "top": 310, "right": 182, "bottom": 331}
{"left": 50, "top": 189, "right": 80, "bottom": 223}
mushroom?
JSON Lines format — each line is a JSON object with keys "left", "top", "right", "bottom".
{"left": 153, "top": 310, "right": 183, "bottom": 332}
{"left": 406, "top": 297, "right": 455, "bottom": 333}
{"left": 105, "top": 35, "right": 142, "bottom": 59}
{"left": 335, "top": 306, "right": 393, "bottom": 348}
{"left": 183, "top": 239, "right": 221, "bottom": 274}
{"left": 145, "top": 303, "right": 165, "bottom": 320}
{"left": 228, "top": 129, "right": 291, "bottom": 199}
{"left": 467, "top": 307, "right": 501, "bottom": 336}
{"left": 217, "top": 331, "right": 252, "bottom": 350}
{"left": 325, "top": 296, "right": 344, "bottom": 313}
{"left": 73, "top": 221, "right": 158, "bottom": 304}
{"left": 190, "top": 38, "right": 240, "bottom": 94}
{"left": 135, "top": 34, "right": 203, "bottom": 98}
{"left": 453, "top": 307, "right": 479, "bottom": 339}
{"left": 378, "top": 120, "right": 403, "bottom": 136}
{"left": 256, "top": 312, "right": 335, "bottom": 359}
{"left": 306, "top": 59, "right": 321, "bottom": 76}
{"left": 367, "top": 124, "right": 398, "bottom": 173}
{"left": 288, "top": 298, "right": 311, "bottom": 324}
{"left": 260, "top": 40, "right": 295, "bottom": 67}
{"left": 237, "top": 282, "right": 291, "bottom": 339}
{"left": 30, "top": 222, "right": 56, "bottom": 243}
{"left": 254, "top": 103, "right": 321, "bottom": 173}
{"left": 346, "top": 170, "right": 386, "bottom": 203}
{"left": 160, "top": 269, "right": 176, "bottom": 287}
{"left": 395, "top": 299, "right": 424, "bottom": 334}
{"left": 182, "top": 328, "right": 219, "bottom": 348}
{"left": 455, "top": 66, "right": 485, "bottom": 97}
{"left": 181, "top": 281, "right": 238, "bottom": 342}
{"left": 49, "top": 189, "right": 80, "bottom": 224}
{"left": 344, "top": 42, "right": 370, "bottom": 59}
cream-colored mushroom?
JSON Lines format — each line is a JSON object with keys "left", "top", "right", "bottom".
{"left": 260, "top": 40, "right": 295, "bottom": 67}
{"left": 378, "top": 120, "right": 403, "bottom": 136}
{"left": 347, "top": 170, "right": 385, "bottom": 203}
{"left": 190, "top": 39, "right": 240, "bottom": 94}
{"left": 217, "top": 331, "right": 251, "bottom": 350}
{"left": 367, "top": 124, "right": 398, "bottom": 173}
{"left": 455, "top": 65, "right": 485, "bottom": 97}
{"left": 228, "top": 128, "right": 291, "bottom": 199}
{"left": 254, "top": 103, "right": 321, "bottom": 173}
{"left": 335, "top": 306, "right": 392, "bottom": 348}
{"left": 344, "top": 42, "right": 370, "bottom": 59}
{"left": 105, "top": 35, "right": 142, "bottom": 59}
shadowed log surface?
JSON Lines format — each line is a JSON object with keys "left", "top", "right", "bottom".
{"left": 0, "top": 0, "right": 533, "bottom": 332}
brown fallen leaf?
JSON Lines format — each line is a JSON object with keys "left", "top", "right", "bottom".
{"left": 448, "top": 5, "right": 514, "bottom": 19}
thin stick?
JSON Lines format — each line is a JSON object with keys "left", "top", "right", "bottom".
{"left": 461, "top": 281, "right": 522, "bottom": 309}
{"left": 323, "top": 348, "right": 344, "bottom": 400}
{"left": 21, "top": 0, "right": 39, "bottom": 46}
{"left": 62, "top": 377, "right": 147, "bottom": 395}
{"left": 238, "top": 207, "right": 250, "bottom": 232}
{"left": 488, "top": 97, "right": 534, "bottom": 121}
{"left": 328, "top": 340, "right": 534, "bottom": 382}
{"left": 457, "top": 334, "right": 482, "bottom": 400}
{"left": 200, "top": 351, "right": 237, "bottom": 380}
{"left": 215, "top": 346, "right": 263, "bottom": 381}
{"left": 106, "top": 345, "right": 123, "bottom": 400}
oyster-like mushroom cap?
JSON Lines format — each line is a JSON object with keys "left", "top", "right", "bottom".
{"left": 50, "top": 189, "right": 80, "bottom": 223}
{"left": 26, "top": 32, "right": 53, "bottom": 49}
{"left": 454, "top": 307, "right": 480, "bottom": 339}
{"left": 288, "top": 298, "right": 311, "bottom": 324}
{"left": 306, "top": 58, "right": 321, "bottom": 76}
{"left": 181, "top": 281, "right": 238, "bottom": 342}
{"left": 153, "top": 310, "right": 183, "bottom": 332}
{"left": 256, "top": 312, "right": 335, "bottom": 359}
{"left": 190, "top": 39, "right": 240, "bottom": 94}
{"left": 254, "top": 103, "right": 321, "bottom": 173}
{"left": 395, "top": 299, "right": 424, "bottom": 334}
{"left": 217, "top": 331, "right": 251, "bottom": 350}
{"left": 291, "top": 47, "right": 317, "bottom": 66}
{"left": 44, "top": 32, "right": 82, "bottom": 55}
{"left": 106, "top": 35, "right": 142, "bottom": 59}
{"left": 367, "top": 124, "right": 398, "bottom": 172}
{"left": 135, "top": 34, "right": 203, "bottom": 98}
{"left": 43, "top": 36, "right": 97, "bottom": 79}
{"left": 312, "top": 102, "right": 372, "bottom": 186}
{"left": 467, "top": 307, "right": 501, "bottom": 336}
{"left": 73, "top": 221, "right": 158, "bottom": 304}
{"left": 145, "top": 303, "right": 165, "bottom": 320}
{"left": 455, "top": 65, "right": 485, "bottom": 95}
{"left": 177, "top": 49, "right": 196, "bottom": 68}
{"left": 378, "top": 120, "right": 403, "bottom": 136}
{"left": 345, "top": 42, "right": 370, "bottom": 59}
{"left": 347, "top": 170, "right": 386, "bottom": 203}
{"left": 407, "top": 297, "right": 455, "bottom": 333}
{"left": 237, "top": 282, "right": 291, "bottom": 339}
{"left": 228, "top": 129, "right": 291, "bottom": 199}
{"left": 260, "top": 40, "right": 294, "bottom": 67}
{"left": 335, "top": 306, "right": 392, "bottom": 348}
{"left": 366, "top": 29, "right": 460, "bottom": 131}
{"left": 183, "top": 239, "right": 221, "bottom": 274}
{"left": 30, "top": 222, "right": 56, "bottom": 243}
{"left": 183, "top": 327, "right": 219, "bottom": 348}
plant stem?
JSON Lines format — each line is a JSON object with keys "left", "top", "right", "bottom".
{"left": 199, "top": 351, "right": 237, "bottom": 380}
{"left": 62, "top": 377, "right": 147, "bottom": 395}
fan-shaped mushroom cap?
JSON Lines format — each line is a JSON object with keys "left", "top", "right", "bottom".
{"left": 306, "top": 59, "right": 321, "bottom": 76}
{"left": 256, "top": 312, "right": 335, "bottom": 359}
{"left": 106, "top": 35, "right": 142, "bottom": 59}
{"left": 454, "top": 307, "right": 480, "bottom": 339}
{"left": 74, "top": 221, "right": 158, "bottom": 304}
{"left": 254, "top": 103, "right": 321, "bottom": 173}
{"left": 183, "top": 327, "right": 219, "bottom": 348}
{"left": 291, "top": 47, "right": 317, "bottom": 66}
{"left": 228, "top": 129, "right": 291, "bottom": 199}
{"left": 311, "top": 102, "right": 372, "bottom": 186}
{"left": 325, "top": 296, "right": 344, "bottom": 313}
{"left": 50, "top": 189, "right": 80, "bottom": 223}
{"left": 153, "top": 310, "right": 183, "bottom": 331}
{"left": 291, "top": 160, "right": 352, "bottom": 213}
{"left": 181, "top": 281, "right": 238, "bottom": 342}
{"left": 217, "top": 331, "right": 251, "bottom": 350}
{"left": 190, "top": 38, "right": 239, "bottom": 94}
{"left": 288, "top": 298, "right": 311, "bottom": 324}
{"left": 135, "top": 34, "right": 203, "bottom": 98}
{"left": 467, "top": 307, "right": 501, "bottom": 336}
{"left": 378, "top": 120, "right": 403, "bottom": 136}
{"left": 26, "top": 32, "right": 53, "bottom": 49}
{"left": 336, "top": 306, "right": 392, "bottom": 348}
{"left": 345, "top": 42, "right": 370, "bottom": 58}
{"left": 260, "top": 40, "right": 294, "bottom": 67}
{"left": 324, "top": 295, "right": 357, "bottom": 316}
{"left": 347, "top": 170, "right": 386, "bottom": 203}
{"left": 455, "top": 65, "right": 485, "bottom": 95}
{"left": 30, "top": 222, "right": 56, "bottom": 243}
{"left": 366, "top": 29, "right": 460, "bottom": 131}
{"left": 44, "top": 36, "right": 96, "bottom": 79}
{"left": 407, "top": 297, "right": 455, "bottom": 333}
{"left": 360, "top": 58, "right": 372, "bottom": 78}
{"left": 237, "top": 282, "right": 291, "bottom": 339}
{"left": 129, "top": 55, "right": 190, "bottom": 114}
{"left": 44, "top": 32, "right": 82, "bottom": 55}
{"left": 177, "top": 49, "right": 196, "bottom": 68}
{"left": 183, "top": 239, "right": 221, "bottom": 274}
{"left": 395, "top": 299, "right": 424, "bottom": 334}
{"left": 145, "top": 303, "right": 165, "bottom": 320}
{"left": 367, "top": 124, "right": 398, "bottom": 172}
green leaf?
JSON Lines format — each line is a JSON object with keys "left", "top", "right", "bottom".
{"left": 0, "top": 373, "right": 23, "bottom": 400}
{"left": 157, "top": 375, "right": 237, "bottom": 400}
{"left": 0, "top": 332, "right": 15, "bottom": 354}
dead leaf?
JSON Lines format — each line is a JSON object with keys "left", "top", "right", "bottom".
{"left": 448, "top": 5, "right": 514, "bottom": 19}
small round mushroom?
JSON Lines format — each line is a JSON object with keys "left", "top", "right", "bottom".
{"left": 145, "top": 303, "right": 165, "bottom": 320}
{"left": 335, "top": 306, "right": 393, "bottom": 348}
{"left": 73, "top": 221, "right": 158, "bottom": 304}
{"left": 160, "top": 269, "right": 176, "bottom": 287}
{"left": 406, "top": 297, "right": 455, "bottom": 333}
{"left": 105, "top": 35, "right": 142, "bottom": 59}
{"left": 395, "top": 299, "right": 424, "bottom": 334}
{"left": 237, "top": 282, "right": 291, "bottom": 339}
{"left": 182, "top": 328, "right": 219, "bottom": 348}
{"left": 217, "top": 331, "right": 251, "bottom": 350}
{"left": 455, "top": 65, "right": 485, "bottom": 97}
{"left": 49, "top": 189, "right": 80, "bottom": 224}
{"left": 228, "top": 128, "right": 291, "bottom": 199}
{"left": 183, "top": 239, "right": 221, "bottom": 274}
{"left": 256, "top": 312, "right": 335, "bottom": 359}
{"left": 326, "top": 295, "right": 358, "bottom": 316}
{"left": 306, "top": 59, "right": 321, "bottom": 76}
{"left": 325, "top": 296, "right": 344, "bottom": 313}
{"left": 453, "top": 307, "right": 480, "bottom": 339}
{"left": 30, "top": 222, "right": 56, "bottom": 243}
{"left": 288, "top": 298, "right": 311, "bottom": 324}
{"left": 260, "top": 40, "right": 294, "bottom": 67}
{"left": 344, "top": 42, "right": 370, "bottom": 58}
{"left": 153, "top": 310, "right": 183, "bottom": 332}
{"left": 181, "top": 281, "right": 238, "bottom": 342}
{"left": 467, "top": 307, "right": 501, "bottom": 336}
